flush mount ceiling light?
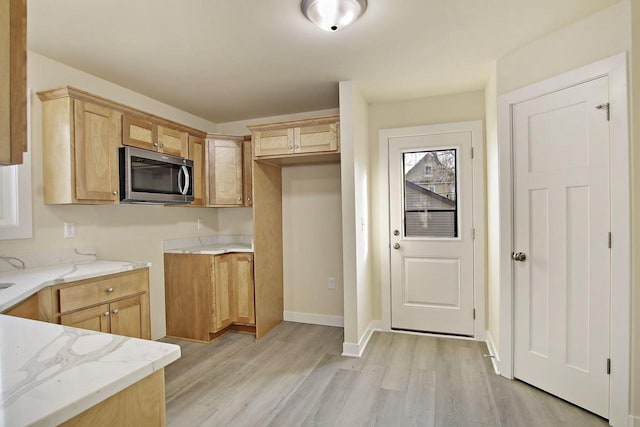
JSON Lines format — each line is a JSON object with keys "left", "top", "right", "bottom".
{"left": 301, "top": 0, "right": 367, "bottom": 32}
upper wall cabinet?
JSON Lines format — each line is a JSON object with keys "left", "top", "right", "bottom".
{"left": 123, "top": 115, "right": 188, "bottom": 158}
{"left": 187, "top": 134, "right": 206, "bottom": 206}
{"left": 37, "top": 86, "right": 207, "bottom": 205}
{"left": 0, "top": 0, "right": 27, "bottom": 165}
{"left": 249, "top": 115, "right": 340, "bottom": 166}
{"left": 206, "top": 135, "right": 252, "bottom": 207}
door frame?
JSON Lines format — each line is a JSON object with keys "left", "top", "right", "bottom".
{"left": 378, "top": 120, "right": 486, "bottom": 339}
{"left": 497, "top": 53, "right": 630, "bottom": 426}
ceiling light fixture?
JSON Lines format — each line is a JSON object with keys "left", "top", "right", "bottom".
{"left": 301, "top": 0, "right": 367, "bottom": 32}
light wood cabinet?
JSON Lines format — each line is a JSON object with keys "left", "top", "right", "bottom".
{"left": 164, "top": 252, "right": 255, "bottom": 342}
{"left": 2, "top": 292, "right": 38, "bottom": 320}
{"left": 243, "top": 139, "right": 253, "bottom": 207}
{"left": 41, "top": 268, "right": 151, "bottom": 340}
{"left": 206, "top": 135, "right": 252, "bottom": 207}
{"left": 0, "top": 0, "right": 27, "bottom": 165}
{"left": 250, "top": 115, "right": 340, "bottom": 165}
{"left": 123, "top": 115, "right": 188, "bottom": 157}
{"left": 188, "top": 134, "right": 206, "bottom": 206}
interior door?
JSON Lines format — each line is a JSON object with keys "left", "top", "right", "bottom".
{"left": 389, "top": 131, "right": 474, "bottom": 336}
{"left": 513, "top": 76, "right": 611, "bottom": 417}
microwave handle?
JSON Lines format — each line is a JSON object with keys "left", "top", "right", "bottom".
{"left": 179, "top": 165, "right": 190, "bottom": 196}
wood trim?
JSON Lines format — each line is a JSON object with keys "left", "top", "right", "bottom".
{"left": 37, "top": 86, "right": 207, "bottom": 137}
{"left": 247, "top": 114, "right": 340, "bottom": 132}
{"left": 252, "top": 161, "right": 283, "bottom": 339}
{"left": 60, "top": 370, "right": 166, "bottom": 427}
{"left": 205, "top": 132, "right": 244, "bottom": 141}
{"left": 41, "top": 97, "right": 74, "bottom": 203}
{"left": 243, "top": 139, "right": 253, "bottom": 206}
{"left": 255, "top": 152, "right": 340, "bottom": 166}
{"left": 208, "top": 323, "right": 256, "bottom": 342}
{"left": 8, "top": 0, "right": 26, "bottom": 163}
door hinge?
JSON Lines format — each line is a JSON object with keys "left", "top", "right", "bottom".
{"left": 607, "top": 358, "right": 611, "bottom": 375}
{"left": 596, "top": 102, "right": 610, "bottom": 121}
{"left": 471, "top": 147, "right": 474, "bottom": 159}
{"left": 608, "top": 232, "right": 612, "bottom": 249}
{"left": 472, "top": 228, "right": 476, "bottom": 240}
{"left": 473, "top": 309, "right": 476, "bottom": 320}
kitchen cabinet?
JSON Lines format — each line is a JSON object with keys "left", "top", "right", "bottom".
{"left": 38, "top": 86, "right": 207, "bottom": 205}
{"left": 122, "top": 115, "right": 188, "bottom": 157}
{"left": 188, "top": 134, "right": 206, "bottom": 206}
{"left": 250, "top": 115, "right": 340, "bottom": 165}
{"left": 41, "top": 268, "right": 151, "bottom": 340}
{"left": 243, "top": 138, "right": 253, "bottom": 207}
{"left": 0, "top": 0, "right": 27, "bottom": 165}
{"left": 164, "top": 252, "right": 255, "bottom": 342}
{"left": 2, "top": 292, "right": 38, "bottom": 320}
{"left": 206, "top": 135, "right": 252, "bottom": 207}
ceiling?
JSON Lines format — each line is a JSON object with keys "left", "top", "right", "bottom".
{"left": 28, "top": 0, "right": 620, "bottom": 123}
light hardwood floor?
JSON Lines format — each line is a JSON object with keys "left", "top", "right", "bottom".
{"left": 162, "top": 322, "right": 608, "bottom": 427}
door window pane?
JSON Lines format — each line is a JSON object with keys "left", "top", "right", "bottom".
{"left": 403, "top": 149, "right": 457, "bottom": 238}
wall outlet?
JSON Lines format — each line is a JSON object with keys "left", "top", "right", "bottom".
{"left": 328, "top": 277, "right": 336, "bottom": 290}
{"left": 197, "top": 218, "right": 203, "bottom": 230}
{"left": 63, "top": 222, "right": 75, "bottom": 238}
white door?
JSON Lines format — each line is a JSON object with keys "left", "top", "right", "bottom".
{"left": 513, "top": 76, "right": 611, "bottom": 417}
{"left": 389, "top": 131, "right": 474, "bottom": 336}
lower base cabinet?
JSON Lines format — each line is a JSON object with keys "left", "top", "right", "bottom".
{"left": 165, "top": 252, "right": 255, "bottom": 342}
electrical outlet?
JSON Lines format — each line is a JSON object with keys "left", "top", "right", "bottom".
{"left": 63, "top": 222, "right": 75, "bottom": 238}
{"left": 328, "top": 277, "right": 336, "bottom": 290}
{"left": 197, "top": 218, "right": 203, "bottom": 230}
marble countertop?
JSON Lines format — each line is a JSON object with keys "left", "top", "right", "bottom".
{"left": 0, "top": 248, "right": 151, "bottom": 313}
{"left": 0, "top": 314, "right": 180, "bottom": 426}
{"left": 163, "top": 235, "right": 253, "bottom": 255}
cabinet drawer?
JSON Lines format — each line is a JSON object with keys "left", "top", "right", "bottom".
{"left": 59, "top": 271, "right": 147, "bottom": 314}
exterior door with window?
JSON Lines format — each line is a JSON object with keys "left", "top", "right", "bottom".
{"left": 389, "top": 130, "right": 474, "bottom": 335}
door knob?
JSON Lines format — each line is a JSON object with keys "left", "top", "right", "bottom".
{"left": 393, "top": 243, "right": 400, "bottom": 250}
{"left": 393, "top": 230, "right": 400, "bottom": 236}
{"left": 512, "top": 252, "right": 527, "bottom": 262}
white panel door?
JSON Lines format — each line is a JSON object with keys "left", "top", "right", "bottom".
{"left": 389, "top": 131, "right": 474, "bottom": 336}
{"left": 513, "top": 76, "right": 611, "bottom": 417}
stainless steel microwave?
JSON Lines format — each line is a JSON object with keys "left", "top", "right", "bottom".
{"left": 119, "top": 146, "right": 194, "bottom": 204}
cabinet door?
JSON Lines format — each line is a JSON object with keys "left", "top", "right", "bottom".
{"left": 214, "top": 254, "right": 234, "bottom": 331}
{"left": 74, "top": 101, "right": 121, "bottom": 202}
{"left": 253, "top": 128, "right": 294, "bottom": 157}
{"left": 123, "top": 115, "right": 156, "bottom": 151}
{"left": 233, "top": 253, "right": 255, "bottom": 325}
{"left": 157, "top": 125, "right": 188, "bottom": 157}
{"left": 110, "top": 294, "right": 150, "bottom": 339}
{"left": 208, "top": 139, "right": 243, "bottom": 206}
{"left": 61, "top": 303, "right": 111, "bottom": 333}
{"left": 243, "top": 140, "right": 253, "bottom": 207}
{"left": 294, "top": 122, "right": 338, "bottom": 154}
{"left": 187, "top": 134, "right": 205, "bottom": 206}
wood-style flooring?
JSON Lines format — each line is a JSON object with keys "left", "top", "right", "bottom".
{"left": 162, "top": 322, "right": 608, "bottom": 427}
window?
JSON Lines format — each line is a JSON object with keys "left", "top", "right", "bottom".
{"left": 425, "top": 165, "right": 432, "bottom": 176}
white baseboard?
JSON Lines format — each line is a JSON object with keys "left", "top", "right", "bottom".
{"left": 283, "top": 311, "right": 344, "bottom": 327}
{"left": 629, "top": 414, "right": 640, "bottom": 427}
{"left": 342, "top": 320, "right": 382, "bottom": 358}
{"left": 485, "top": 330, "right": 501, "bottom": 375}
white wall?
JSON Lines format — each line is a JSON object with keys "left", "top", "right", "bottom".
{"left": 368, "top": 91, "right": 486, "bottom": 321}
{"left": 339, "top": 81, "right": 373, "bottom": 347}
{"left": 216, "top": 108, "right": 344, "bottom": 323}
{"left": 0, "top": 52, "right": 219, "bottom": 339}
{"left": 631, "top": 0, "right": 640, "bottom": 418}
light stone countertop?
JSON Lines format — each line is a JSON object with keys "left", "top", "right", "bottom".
{"left": 0, "top": 248, "right": 151, "bottom": 313}
{"left": 163, "top": 235, "right": 253, "bottom": 255}
{"left": 0, "top": 315, "right": 180, "bottom": 427}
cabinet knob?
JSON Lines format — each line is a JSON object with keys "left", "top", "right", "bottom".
{"left": 112, "top": 309, "right": 119, "bottom": 315}
{"left": 288, "top": 145, "right": 293, "bottom": 150}
{"left": 103, "top": 311, "right": 110, "bottom": 317}
{"left": 112, "top": 190, "right": 118, "bottom": 196}
{"left": 237, "top": 198, "right": 242, "bottom": 202}
{"left": 159, "top": 143, "right": 164, "bottom": 148}
{"left": 295, "top": 145, "right": 300, "bottom": 149}
{"left": 153, "top": 142, "right": 158, "bottom": 147}
{"left": 247, "top": 258, "right": 252, "bottom": 263}
{"left": 106, "top": 287, "right": 114, "bottom": 293}
{"left": 247, "top": 197, "right": 251, "bottom": 202}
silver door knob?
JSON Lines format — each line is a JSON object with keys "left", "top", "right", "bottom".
{"left": 112, "top": 190, "right": 118, "bottom": 195}
{"left": 393, "top": 230, "right": 400, "bottom": 236}
{"left": 106, "top": 287, "right": 114, "bottom": 293}
{"left": 153, "top": 142, "right": 158, "bottom": 147}
{"left": 512, "top": 252, "right": 527, "bottom": 262}
{"left": 112, "top": 309, "right": 119, "bottom": 315}
{"left": 103, "top": 312, "right": 110, "bottom": 317}
{"left": 393, "top": 243, "right": 400, "bottom": 250}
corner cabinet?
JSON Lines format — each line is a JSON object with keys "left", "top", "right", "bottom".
{"left": 164, "top": 252, "right": 255, "bottom": 342}
{"left": 0, "top": 0, "right": 27, "bottom": 165}
{"left": 37, "top": 86, "right": 208, "bottom": 205}
{"left": 249, "top": 115, "right": 340, "bottom": 165}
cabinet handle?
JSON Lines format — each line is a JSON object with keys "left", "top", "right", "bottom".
{"left": 112, "top": 190, "right": 118, "bottom": 196}
{"left": 288, "top": 145, "right": 293, "bottom": 150}
{"left": 247, "top": 258, "right": 252, "bottom": 263}
{"left": 112, "top": 309, "right": 119, "bottom": 315}
{"left": 247, "top": 197, "right": 251, "bottom": 202}
{"left": 159, "top": 143, "right": 164, "bottom": 148}
{"left": 153, "top": 142, "right": 158, "bottom": 147}
{"left": 237, "top": 198, "right": 242, "bottom": 202}
{"left": 106, "top": 287, "right": 114, "bottom": 293}
{"left": 103, "top": 311, "right": 110, "bottom": 317}
{"left": 295, "top": 145, "right": 300, "bottom": 149}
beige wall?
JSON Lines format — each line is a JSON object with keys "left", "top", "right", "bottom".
{"left": 368, "top": 91, "right": 486, "bottom": 321}
{"left": 631, "top": 0, "right": 640, "bottom": 418}
{"left": 0, "top": 52, "right": 219, "bottom": 340}
{"left": 216, "top": 108, "right": 344, "bottom": 321}
{"left": 493, "top": 0, "right": 636, "bottom": 418}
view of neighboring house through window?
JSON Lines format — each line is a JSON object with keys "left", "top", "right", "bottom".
{"left": 403, "top": 149, "right": 457, "bottom": 238}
